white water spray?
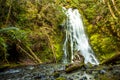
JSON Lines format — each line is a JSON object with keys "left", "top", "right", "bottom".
{"left": 63, "top": 8, "right": 99, "bottom": 65}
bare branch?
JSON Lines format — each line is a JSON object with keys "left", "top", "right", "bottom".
{"left": 107, "top": 1, "right": 117, "bottom": 19}
{"left": 111, "top": 0, "right": 120, "bottom": 15}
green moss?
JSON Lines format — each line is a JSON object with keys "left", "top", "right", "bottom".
{"left": 65, "top": 62, "right": 84, "bottom": 73}
{"left": 97, "top": 74, "right": 119, "bottom": 80}
{"left": 0, "top": 63, "right": 22, "bottom": 71}
{"left": 56, "top": 77, "right": 66, "bottom": 80}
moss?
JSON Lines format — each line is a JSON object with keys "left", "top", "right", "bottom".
{"left": 97, "top": 74, "right": 119, "bottom": 80}
{"left": 0, "top": 63, "right": 21, "bottom": 72}
{"left": 65, "top": 62, "right": 84, "bottom": 73}
{"left": 56, "top": 77, "right": 66, "bottom": 80}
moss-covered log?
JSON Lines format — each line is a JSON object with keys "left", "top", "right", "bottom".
{"left": 65, "top": 62, "right": 84, "bottom": 73}
{"left": 101, "top": 52, "right": 120, "bottom": 65}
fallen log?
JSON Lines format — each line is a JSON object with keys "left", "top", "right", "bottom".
{"left": 101, "top": 52, "right": 120, "bottom": 65}
{"left": 65, "top": 62, "right": 84, "bottom": 73}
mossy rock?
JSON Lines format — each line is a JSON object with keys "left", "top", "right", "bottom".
{"left": 97, "top": 74, "right": 119, "bottom": 80}
{"left": 53, "top": 71, "right": 60, "bottom": 78}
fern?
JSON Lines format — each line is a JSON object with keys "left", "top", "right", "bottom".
{"left": 0, "top": 27, "right": 29, "bottom": 45}
{"left": 0, "top": 37, "right": 8, "bottom": 63}
{"left": 0, "top": 27, "right": 31, "bottom": 63}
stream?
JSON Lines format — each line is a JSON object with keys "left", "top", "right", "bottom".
{"left": 0, "top": 64, "right": 120, "bottom": 80}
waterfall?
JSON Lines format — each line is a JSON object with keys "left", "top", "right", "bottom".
{"left": 63, "top": 8, "right": 99, "bottom": 65}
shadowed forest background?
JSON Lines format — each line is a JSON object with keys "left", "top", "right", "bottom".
{"left": 0, "top": 0, "right": 120, "bottom": 67}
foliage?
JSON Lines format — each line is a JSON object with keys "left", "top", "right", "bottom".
{"left": 0, "top": 37, "right": 7, "bottom": 63}
{"left": 0, "top": 0, "right": 66, "bottom": 65}
{"left": 79, "top": 0, "right": 120, "bottom": 62}
{"left": 0, "top": 27, "right": 31, "bottom": 63}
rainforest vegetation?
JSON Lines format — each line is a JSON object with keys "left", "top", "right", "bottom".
{"left": 0, "top": 0, "right": 120, "bottom": 67}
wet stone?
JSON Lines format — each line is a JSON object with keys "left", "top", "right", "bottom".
{"left": 86, "top": 70, "right": 92, "bottom": 74}
{"left": 79, "top": 76, "right": 87, "bottom": 80}
{"left": 77, "top": 72, "right": 81, "bottom": 75}
{"left": 68, "top": 77, "right": 74, "bottom": 80}
{"left": 75, "top": 76, "right": 80, "bottom": 79}
{"left": 94, "top": 74, "right": 98, "bottom": 79}
{"left": 99, "top": 70, "right": 106, "bottom": 74}
{"left": 34, "top": 76, "right": 42, "bottom": 79}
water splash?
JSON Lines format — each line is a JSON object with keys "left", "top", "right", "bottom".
{"left": 63, "top": 8, "right": 99, "bottom": 65}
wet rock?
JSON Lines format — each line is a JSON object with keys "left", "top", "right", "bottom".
{"left": 99, "top": 70, "right": 106, "bottom": 74}
{"left": 68, "top": 77, "right": 74, "bottom": 80}
{"left": 53, "top": 71, "right": 60, "bottom": 78}
{"left": 94, "top": 74, "right": 98, "bottom": 79}
{"left": 80, "top": 76, "right": 87, "bottom": 80}
{"left": 86, "top": 70, "right": 92, "bottom": 74}
{"left": 26, "top": 66, "right": 34, "bottom": 70}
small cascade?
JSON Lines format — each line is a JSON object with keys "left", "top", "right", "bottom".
{"left": 63, "top": 8, "right": 99, "bottom": 65}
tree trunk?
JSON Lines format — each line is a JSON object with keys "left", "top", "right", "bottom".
{"left": 107, "top": 1, "right": 117, "bottom": 19}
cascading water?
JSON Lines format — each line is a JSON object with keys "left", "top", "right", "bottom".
{"left": 63, "top": 8, "right": 99, "bottom": 65}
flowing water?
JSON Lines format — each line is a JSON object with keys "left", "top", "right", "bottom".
{"left": 63, "top": 8, "right": 99, "bottom": 65}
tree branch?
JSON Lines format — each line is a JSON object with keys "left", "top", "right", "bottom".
{"left": 107, "top": 1, "right": 117, "bottom": 19}
{"left": 17, "top": 44, "right": 39, "bottom": 64}
{"left": 111, "top": 0, "right": 120, "bottom": 15}
{"left": 5, "top": 0, "right": 12, "bottom": 26}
